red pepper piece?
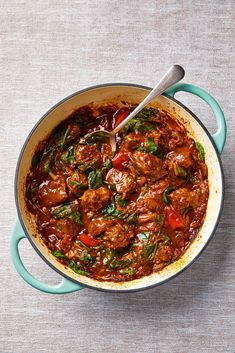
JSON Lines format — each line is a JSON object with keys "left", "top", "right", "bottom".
{"left": 114, "top": 108, "right": 130, "bottom": 128}
{"left": 165, "top": 206, "right": 184, "bottom": 230}
{"left": 79, "top": 234, "right": 100, "bottom": 247}
{"left": 112, "top": 150, "right": 130, "bottom": 169}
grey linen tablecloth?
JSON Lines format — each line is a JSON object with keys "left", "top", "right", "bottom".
{"left": 0, "top": 1, "right": 234, "bottom": 352}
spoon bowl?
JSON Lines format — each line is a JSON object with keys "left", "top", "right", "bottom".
{"left": 79, "top": 130, "right": 117, "bottom": 152}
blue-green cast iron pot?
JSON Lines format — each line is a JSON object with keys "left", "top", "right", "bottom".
{"left": 11, "top": 83, "right": 226, "bottom": 294}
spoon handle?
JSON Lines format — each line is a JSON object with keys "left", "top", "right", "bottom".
{"left": 111, "top": 64, "right": 185, "bottom": 135}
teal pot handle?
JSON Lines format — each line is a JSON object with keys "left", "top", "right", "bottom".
{"left": 166, "top": 83, "right": 227, "bottom": 154}
{"left": 10, "top": 220, "right": 83, "bottom": 294}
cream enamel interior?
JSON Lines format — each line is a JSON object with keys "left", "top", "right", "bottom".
{"left": 16, "top": 85, "right": 223, "bottom": 291}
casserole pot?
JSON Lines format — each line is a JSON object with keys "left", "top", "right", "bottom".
{"left": 11, "top": 82, "right": 226, "bottom": 294}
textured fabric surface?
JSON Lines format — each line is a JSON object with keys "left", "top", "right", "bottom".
{"left": 0, "top": 1, "right": 234, "bottom": 352}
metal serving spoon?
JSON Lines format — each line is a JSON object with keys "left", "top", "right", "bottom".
{"left": 80, "top": 65, "right": 185, "bottom": 152}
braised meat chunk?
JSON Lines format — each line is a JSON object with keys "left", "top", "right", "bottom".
{"left": 36, "top": 176, "right": 67, "bottom": 207}
{"left": 42, "top": 218, "right": 80, "bottom": 253}
{"left": 80, "top": 186, "right": 110, "bottom": 213}
{"left": 76, "top": 144, "right": 102, "bottom": 169}
{"left": 103, "top": 223, "right": 134, "bottom": 250}
{"left": 131, "top": 151, "right": 167, "bottom": 179}
{"left": 86, "top": 218, "right": 115, "bottom": 237}
{"left": 67, "top": 171, "right": 88, "bottom": 195}
{"left": 169, "top": 187, "right": 202, "bottom": 211}
{"left": 157, "top": 245, "right": 174, "bottom": 262}
{"left": 106, "top": 168, "right": 136, "bottom": 198}
{"left": 167, "top": 147, "right": 194, "bottom": 172}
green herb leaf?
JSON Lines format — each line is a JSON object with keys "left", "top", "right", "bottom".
{"left": 117, "top": 196, "right": 128, "bottom": 207}
{"left": 156, "top": 214, "right": 165, "bottom": 225}
{"left": 102, "top": 196, "right": 129, "bottom": 220}
{"left": 137, "top": 138, "right": 158, "bottom": 154}
{"left": 137, "top": 231, "right": 150, "bottom": 242}
{"left": 68, "top": 155, "right": 75, "bottom": 164}
{"left": 176, "top": 165, "right": 187, "bottom": 178}
{"left": 136, "top": 146, "right": 146, "bottom": 152}
{"left": 69, "top": 180, "right": 86, "bottom": 189}
{"left": 109, "top": 258, "right": 133, "bottom": 269}
{"left": 195, "top": 142, "right": 205, "bottom": 161}
{"left": 119, "top": 268, "right": 136, "bottom": 275}
{"left": 80, "top": 158, "right": 100, "bottom": 173}
{"left": 141, "top": 183, "right": 148, "bottom": 196}
{"left": 102, "top": 197, "right": 116, "bottom": 215}
{"left": 126, "top": 212, "right": 138, "bottom": 224}
{"left": 102, "top": 158, "right": 112, "bottom": 172}
{"left": 60, "top": 151, "right": 68, "bottom": 163}
{"left": 146, "top": 137, "right": 158, "bottom": 153}
{"left": 109, "top": 183, "right": 116, "bottom": 191}
{"left": 61, "top": 126, "right": 70, "bottom": 148}
{"left": 104, "top": 248, "right": 115, "bottom": 264}
{"left": 164, "top": 235, "right": 172, "bottom": 244}
{"left": 77, "top": 252, "right": 93, "bottom": 264}
{"left": 69, "top": 261, "right": 89, "bottom": 276}
{"left": 67, "top": 145, "right": 75, "bottom": 164}
{"left": 136, "top": 124, "right": 155, "bottom": 132}
{"left": 26, "top": 185, "right": 39, "bottom": 199}
{"left": 163, "top": 187, "right": 172, "bottom": 205}
{"left": 52, "top": 204, "right": 83, "bottom": 224}
{"left": 52, "top": 250, "right": 65, "bottom": 259}
{"left": 123, "top": 107, "right": 158, "bottom": 135}
{"left": 44, "top": 159, "right": 51, "bottom": 173}
{"left": 72, "top": 211, "right": 84, "bottom": 225}
{"left": 61, "top": 145, "right": 75, "bottom": 165}
{"left": 136, "top": 107, "right": 158, "bottom": 121}
{"left": 32, "top": 154, "right": 40, "bottom": 167}
{"left": 52, "top": 204, "right": 72, "bottom": 219}
{"left": 88, "top": 169, "right": 103, "bottom": 189}
{"left": 141, "top": 242, "right": 158, "bottom": 261}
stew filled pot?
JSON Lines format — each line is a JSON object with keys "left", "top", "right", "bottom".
{"left": 13, "top": 83, "right": 226, "bottom": 293}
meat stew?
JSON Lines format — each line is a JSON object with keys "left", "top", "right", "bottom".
{"left": 26, "top": 104, "right": 209, "bottom": 282}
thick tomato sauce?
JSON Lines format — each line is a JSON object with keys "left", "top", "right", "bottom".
{"left": 26, "top": 104, "right": 209, "bottom": 281}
